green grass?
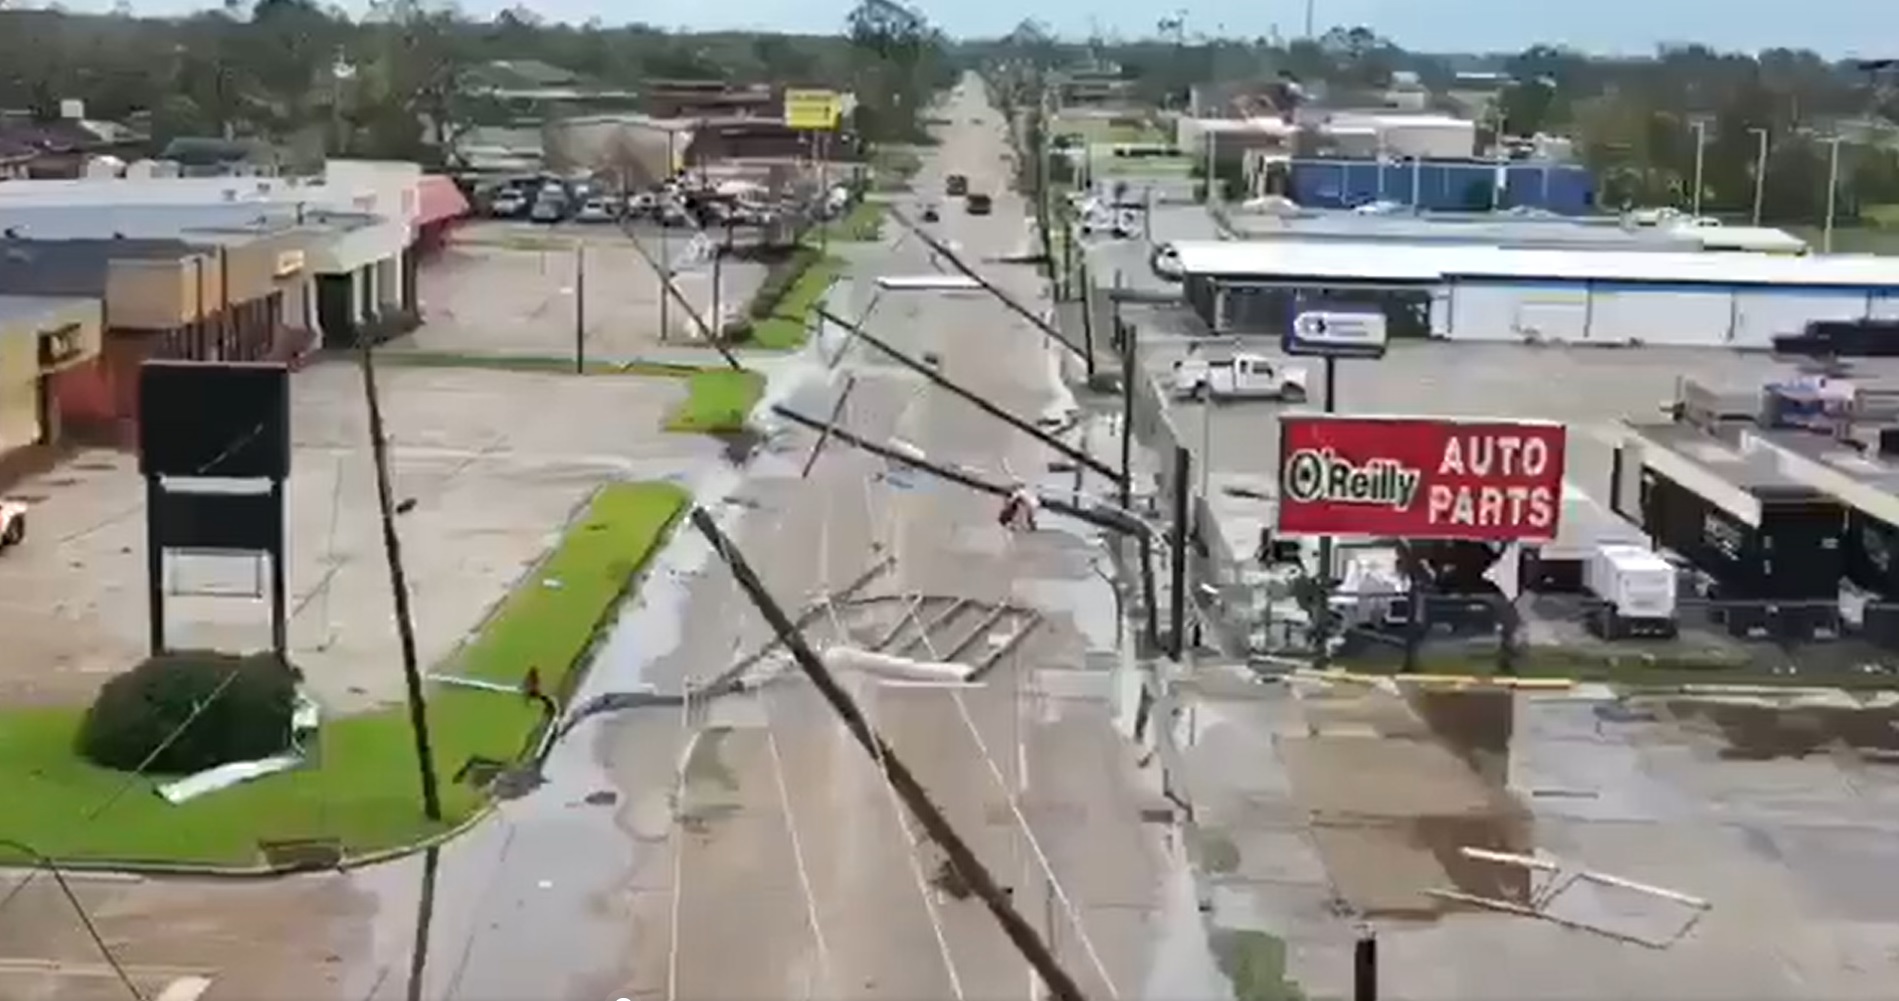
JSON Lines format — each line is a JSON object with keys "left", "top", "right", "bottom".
{"left": 832, "top": 201, "right": 886, "bottom": 242}
{"left": 0, "top": 482, "right": 689, "bottom": 867}
{"left": 749, "top": 254, "right": 843, "bottom": 350}
{"left": 663, "top": 369, "right": 766, "bottom": 432}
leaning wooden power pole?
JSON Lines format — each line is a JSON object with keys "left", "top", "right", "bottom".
{"left": 360, "top": 343, "right": 443, "bottom": 822}
{"left": 690, "top": 508, "right": 1092, "bottom": 1001}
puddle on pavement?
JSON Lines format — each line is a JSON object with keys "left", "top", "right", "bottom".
{"left": 1664, "top": 698, "right": 1899, "bottom": 761}
{"left": 345, "top": 460, "right": 758, "bottom": 1001}
{"left": 1407, "top": 686, "right": 1514, "bottom": 785}
{"left": 1209, "top": 929, "right": 1304, "bottom": 1001}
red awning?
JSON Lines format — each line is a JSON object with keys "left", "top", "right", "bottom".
{"left": 415, "top": 175, "right": 470, "bottom": 227}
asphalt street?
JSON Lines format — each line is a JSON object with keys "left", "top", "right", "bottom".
{"left": 303, "top": 73, "right": 1170, "bottom": 1001}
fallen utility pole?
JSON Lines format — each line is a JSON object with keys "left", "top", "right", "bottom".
{"left": 799, "top": 373, "right": 859, "bottom": 478}
{"left": 617, "top": 220, "right": 743, "bottom": 371}
{"left": 689, "top": 509, "right": 1091, "bottom": 1001}
{"left": 884, "top": 205, "right": 1086, "bottom": 359}
{"left": 361, "top": 343, "right": 444, "bottom": 823}
{"left": 814, "top": 306, "right": 1118, "bottom": 481}
{"left": 771, "top": 405, "right": 1147, "bottom": 539}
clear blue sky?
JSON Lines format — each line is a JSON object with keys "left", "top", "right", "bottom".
{"left": 86, "top": 0, "right": 1890, "bottom": 57}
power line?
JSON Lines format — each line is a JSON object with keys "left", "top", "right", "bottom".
{"left": 0, "top": 661, "right": 249, "bottom": 920}
{"left": 0, "top": 839, "right": 145, "bottom": 1001}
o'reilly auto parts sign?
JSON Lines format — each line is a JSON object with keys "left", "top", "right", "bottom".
{"left": 1277, "top": 415, "right": 1567, "bottom": 541}
{"left": 1285, "top": 307, "right": 1388, "bottom": 359}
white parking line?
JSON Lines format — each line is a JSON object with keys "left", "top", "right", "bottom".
{"left": 156, "top": 976, "right": 215, "bottom": 1001}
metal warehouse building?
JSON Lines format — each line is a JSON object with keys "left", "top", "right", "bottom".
{"left": 1175, "top": 240, "right": 1899, "bottom": 348}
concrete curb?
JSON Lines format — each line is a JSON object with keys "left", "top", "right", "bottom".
{"left": 1297, "top": 668, "right": 1577, "bottom": 690}
{"left": 1, "top": 802, "right": 499, "bottom": 881}
{"left": 4, "top": 486, "right": 695, "bottom": 882}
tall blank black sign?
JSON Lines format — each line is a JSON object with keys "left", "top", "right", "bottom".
{"left": 138, "top": 361, "right": 292, "bottom": 479}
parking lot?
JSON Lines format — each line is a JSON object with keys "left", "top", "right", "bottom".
{"left": 1176, "top": 671, "right": 1899, "bottom": 1000}
{"left": 0, "top": 360, "right": 716, "bottom": 712}
{"left": 404, "top": 220, "right": 768, "bottom": 358}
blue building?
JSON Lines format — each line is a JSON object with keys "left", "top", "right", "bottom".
{"left": 1287, "top": 158, "right": 1596, "bottom": 216}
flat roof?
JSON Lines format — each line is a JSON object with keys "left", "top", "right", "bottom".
{"left": 0, "top": 238, "right": 199, "bottom": 297}
{"left": 1171, "top": 238, "right": 1899, "bottom": 289}
{"left": 0, "top": 203, "right": 326, "bottom": 242}
{"left": 1228, "top": 214, "right": 1697, "bottom": 249}
{"left": 0, "top": 293, "right": 93, "bottom": 330}
{"left": 1625, "top": 421, "right": 1823, "bottom": 526}
{"left": 1744, "top": 427, "right": 1899, "bottom": 527}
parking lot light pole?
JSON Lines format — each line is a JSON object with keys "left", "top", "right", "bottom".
{"left": 1313, "top": 356, "right": 1340, "bottom": 671}
{"left": 573, "top": 244, "right": 585, "bottom": 373}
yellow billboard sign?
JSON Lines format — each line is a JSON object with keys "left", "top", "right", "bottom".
{"left": 783, "top": 89, "right": 842, "bottom": 131}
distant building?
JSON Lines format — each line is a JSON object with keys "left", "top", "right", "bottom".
{"left": 0, "top": 101, "right": 148, "bottom": 179}
{"left": 156, "top": 137, "right": 285, "bottom": 178}
{"left": 1054, "top": 67, "right": 1134, "bottom": 110}
{"left": 464, "top": 59, "right": 643, "bottom": 126}
{"left": 640, "top": 80, "right": 779, "bottom": 121}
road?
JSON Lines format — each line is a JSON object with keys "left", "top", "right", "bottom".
{"left": 75, "top": 72, "right": 1169, "bottom": 1001}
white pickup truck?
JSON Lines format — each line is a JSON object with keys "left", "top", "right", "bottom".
{"left": 1172, "top": 352, "right": 1309, "bottom": 402}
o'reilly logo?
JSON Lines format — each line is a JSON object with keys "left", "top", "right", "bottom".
{"left": 1283, "top": 448, "right": 1421, "bottom": 509}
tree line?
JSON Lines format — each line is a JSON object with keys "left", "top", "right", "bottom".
{"left": 970, "top": 24, "right": 1899, "bottom": 227}
{"left": 0, "top": 0, "right": 957, "bottom": 165}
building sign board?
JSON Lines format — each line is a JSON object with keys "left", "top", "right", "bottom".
{"left": 1277, "top": 415, "right": 1567, "bottom": 541}
{"left": 274, "top": 250, "right": 305, "bottom": 278}
{"left": 784, "top": 89, "right": 842, "bottom": 131}
{"left": 1286, "top": 306, "right": 1388, "bottom": 358}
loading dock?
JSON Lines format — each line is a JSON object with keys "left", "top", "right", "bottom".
{"left": 1616, "top": 421, "right": 1843, "bottom": 641}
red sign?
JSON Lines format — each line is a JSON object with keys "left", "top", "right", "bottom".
{"left": 1276, "top": 416, "right": 1567, "bottom": 541}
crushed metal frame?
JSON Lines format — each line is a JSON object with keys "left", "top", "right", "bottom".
{"left": 1426, "top": 846, "right": 1712, "bottom": 950}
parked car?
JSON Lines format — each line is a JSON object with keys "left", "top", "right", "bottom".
{"left": 946, "top": 174, "right": 969, "bottom": 196}
{"left": 530, "top": 192, "right": 569, "bottom": 223}
{"left": 574, "top": 196, "right": 620, "bottom": 223}
{"left": 1172, "top": 352, "right": 1308, "bottom": 402}
{"left": 489, "top": 190, "right": 528, "bottom": 218}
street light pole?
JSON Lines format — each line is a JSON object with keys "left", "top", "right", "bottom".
{"left": 1750, "top": 127, "right": 1769, "bottom": 226}
{"left": 1690, "top": 119, "right": 1708, "bottom": 217}
{"left": 660, "top": 127, "right": 675, "bottom": 343}
{"left": 1824, "top": 135, "right": 1843, "bottom": 253}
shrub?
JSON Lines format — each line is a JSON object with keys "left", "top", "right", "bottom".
{"left": 748, "top": 245, "right": 823, "bottom": 320}
{"left": 77, "top": 650, "right": 301, "bottom": 774}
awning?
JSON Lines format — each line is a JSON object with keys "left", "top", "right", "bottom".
{"left": 415, "top": 175, "right": 470, "bottom": 227}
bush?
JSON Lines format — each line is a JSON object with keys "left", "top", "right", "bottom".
{"left": 77, "top": 651, "right": 300, "bottom": 775}
{"left": 748, "top": 245, "right": 823, "bottom": 321}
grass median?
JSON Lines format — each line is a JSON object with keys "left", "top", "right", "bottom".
{"left": 749, "top": 253, "right": 842, "bottom": 350}
{"left": 663, "top": 368, "right": 766, "bottom": 432}
{"left": 0, "top": 481, "right": 689, "bottom": 868}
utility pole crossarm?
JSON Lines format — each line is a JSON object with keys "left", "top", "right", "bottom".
{"left": 884, "top": 205, "right": 1086, "bottom": 358}
{"left": 689, "top": 509, "right": 1092, "bottom": 1001}
{"left": 814, "top": 306, "right": 1119, "bottom": 481}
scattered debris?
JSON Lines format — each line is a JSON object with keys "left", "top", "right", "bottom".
{"left": 1426, "top": 846, "right": 1710, "bottom": 949}
{"left": 583, "top": 789, "right": 618, "bottom": 807}
{"left": 158, "top": 691, "right": 321, "bottom": 804}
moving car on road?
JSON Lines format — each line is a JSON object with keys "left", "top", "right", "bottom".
{"left": 965, "top": 192, "right": 992, "bottom": 215}
{"left": 1173, "top": 352, "right": 1308, "bottom": 402}
{"left": 946, "top": 174, "right": 969, "bottom": 196}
